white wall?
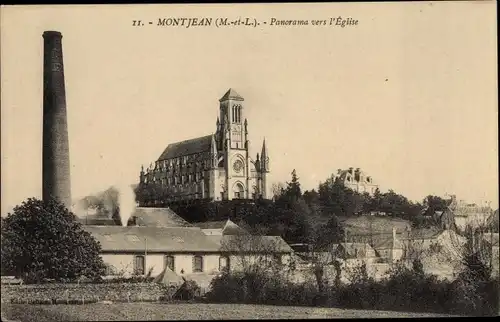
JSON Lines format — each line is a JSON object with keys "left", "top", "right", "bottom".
{"left": 102, "top": 253, "right": 221, "bottom": 277}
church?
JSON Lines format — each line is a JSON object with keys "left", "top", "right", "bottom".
{"left": 138, "top": 89, "right": 270, "bottom": 204}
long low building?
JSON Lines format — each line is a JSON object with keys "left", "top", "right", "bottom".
{"left": 81, "top": 209, "right": 293, "bottom": 279}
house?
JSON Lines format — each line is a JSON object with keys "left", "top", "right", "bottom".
{"left": 83, "top": 226, "right": 223, "bottom": 277}
{"left": 332, "top": 242, "right": 377, "bottom": 261}
{"left": 450, "top": 196, "right": 492, "bottom": 230}
{"left": 334, "top": 167, "right": 379, "bottom": 195}
{"left": 399, "top": 228, "right": 466, "bottom": 260}
{"left": 192, "top": 219, "right": 248, "bottom": 236}
{"left": 371, "top": 228, "right": 403, "bottom": 262}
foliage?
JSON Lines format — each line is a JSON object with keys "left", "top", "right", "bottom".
{"left": 134, "top": 168, "right": 443, "bottom": 246}
{"left": 174, "top": 280, "right": 201, "bottom": 300}
{"left": 1, "top": 198, "right": 106, "bottom": 283}
{"left": 206, "top": 254, "right": 499, "bottom": 316}
{"left": 424, "top": 195, "right": 449, "bottom": 212}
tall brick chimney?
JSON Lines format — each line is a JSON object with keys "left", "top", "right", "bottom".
{"left": 42, "top": 31, "right": 71, "bottom": 209}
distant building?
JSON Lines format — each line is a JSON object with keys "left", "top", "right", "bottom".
{"left": 450, "top": 196, "right": 493, "bottom": 230}
{"left": 138, "top": 89, "right": 270, "bottom": 205}
{"left": 335, "top": 167, "right": 379, "bottom": 195}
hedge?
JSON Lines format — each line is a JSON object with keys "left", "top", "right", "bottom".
{"left": 206, "top": 269, "right": 499, "bottom": 316}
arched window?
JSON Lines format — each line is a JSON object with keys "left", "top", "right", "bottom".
{"left": 233, "top": 182, "right": 244, "bottom": 199}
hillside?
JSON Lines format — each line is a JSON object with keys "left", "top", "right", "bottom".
{"left": 338, "top": 215, "right": 412, "bottom": 237}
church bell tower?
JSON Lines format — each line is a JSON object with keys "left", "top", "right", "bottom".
{"left": 218, "top": 89, "right": 249, "bottom": 200}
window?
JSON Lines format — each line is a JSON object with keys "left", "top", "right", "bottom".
{"left": 165, "top": 255, "right": 175, "bottom": 272}
{"left": 219, "top": 256, "right": 230, "bottom": 272}
{"left": 273, "top": 254, "right": 283, "bottom": 264}
{"left": 134, "top": 255, "right": 145, "bottom": 275}
{"left": 193, "top": 255, "right": 203, "bottom": 272}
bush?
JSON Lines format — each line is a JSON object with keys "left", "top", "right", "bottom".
{"left": 174, "top": 280, "right": 201, "bottom": 301}
{"left": 206, "top": 272, "right": 248, "bottom": 303}
{"left": 206, "top": 271, "right": 320, "bottom": 306}
{"left": 205, "top": 262, "right": 499, "bottom": 316}
{"left": 1, "top": 198, "right": 106, "bottom": 283}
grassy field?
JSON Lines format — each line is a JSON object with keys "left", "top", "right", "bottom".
{"left": 1, "top": 302, "right": 455, "bottom": 321}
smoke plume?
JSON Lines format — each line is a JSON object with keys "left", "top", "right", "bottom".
{"left": 115, "top": 183, "right": 137, "bottom": 227}
{"left": 74, "top": 183, "right": 137, "bottom": 226}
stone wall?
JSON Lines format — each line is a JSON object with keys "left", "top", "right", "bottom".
{"left": 1, "top": 282, "right": 169, "bottom": 304}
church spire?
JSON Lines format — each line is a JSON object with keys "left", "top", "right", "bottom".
{"left": 219, "top": 88, "right": 244, "bottom": 102}
{"left": 261, "top": 138, "right": 269, "bottom": 172}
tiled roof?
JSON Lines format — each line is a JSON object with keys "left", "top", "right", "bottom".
{"left": 193, "top": 220, "right": 228, "bottom": 230}
{"left": 207, "top": 235, "right": 293, "bottom": 253}
{"left": 131, "top": 207, "right": 192, "bottom": 228}
{"left": 193, "top": 219, "right": 249, "bottom": 235}
{"left": 83, "top": 226, "right": 221, "bottom": 253}
{"left": 157, "top": 135, "right": 213, "bottom": 161}
{"left": 78, "top": 216, "right": 118, "bottom": 226}
{"left": 223, "top": 225, "right": 248, "bottom": 236}
{"left": 219, "top": 88, "right": 244, "bottom": 102}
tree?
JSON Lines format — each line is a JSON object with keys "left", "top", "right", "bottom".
{"left": 423, "top": 195, "right": 449, "bottom": 213}
{"left": 313, "top": 215, "right": 345, "bottom": 250}
{"left": 1, "top": 198, "right": 106, "bottom": 283}
{"left": 284, "top": 169, "right": 302, "bottom": 203}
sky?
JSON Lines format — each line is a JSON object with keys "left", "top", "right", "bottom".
{"left": 1, "top": 2, "right": 498, "bottom": 215}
